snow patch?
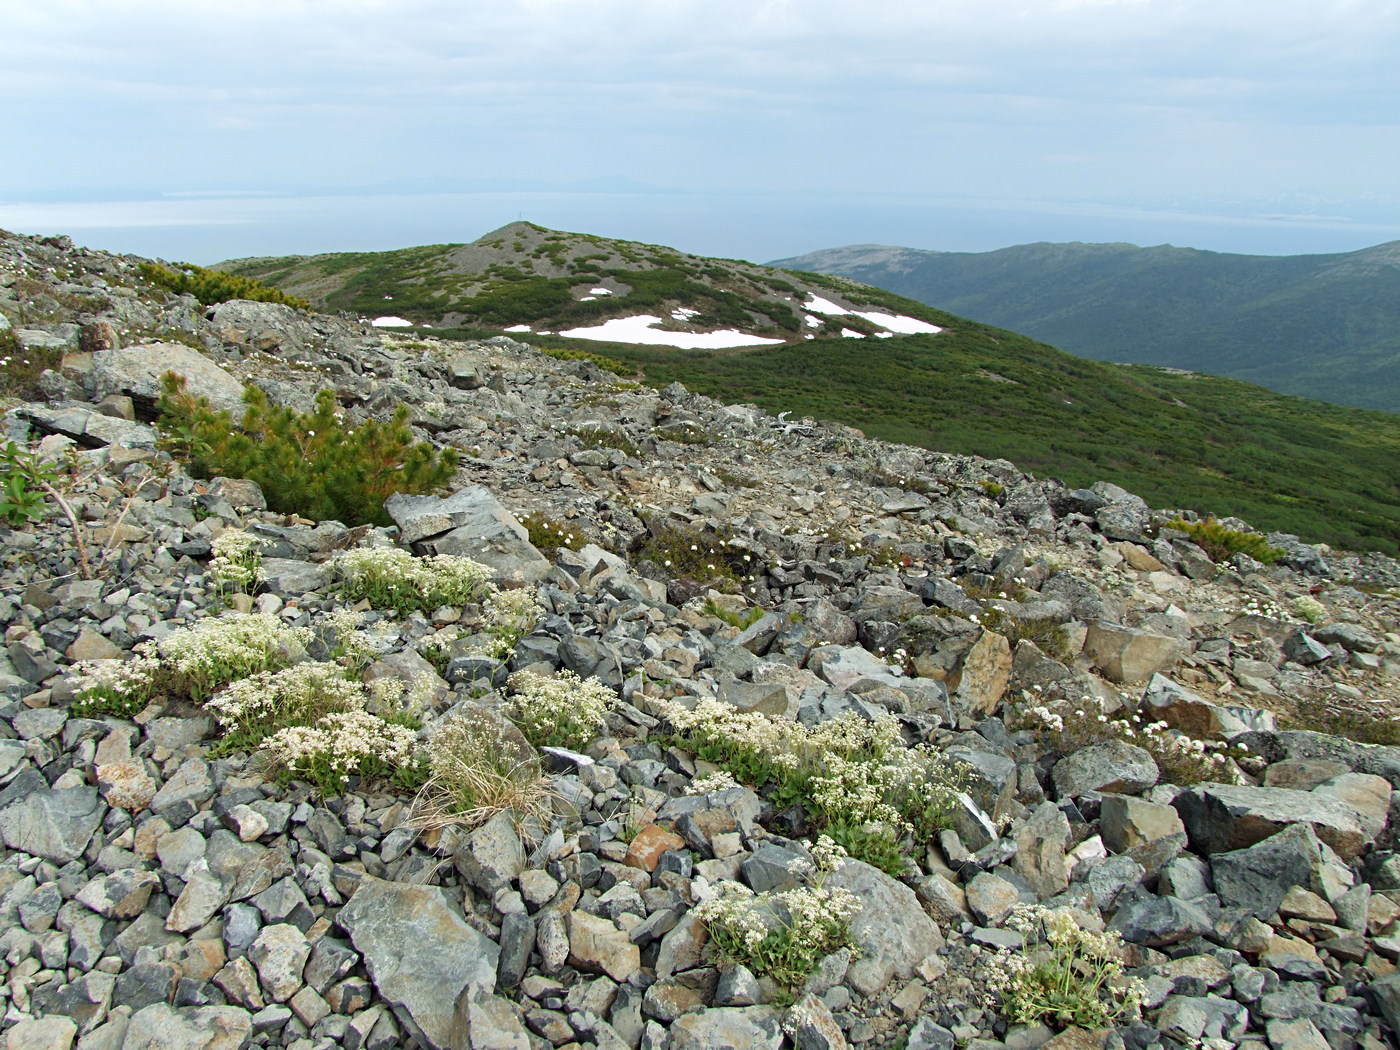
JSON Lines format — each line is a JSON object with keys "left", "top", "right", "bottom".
{"left": 371, "top": 316, "right": 414, "bottom": 328}
{"left": 557, "top": 314, "right": 785, "bottom": 349}
{"left": 840, "top": 328, "right": 866, "bottom": 339}
{"left": 802, "top": 295, "right": 942, "bottom": 335}
{"left": 589, "top": 287, "right": 612, "bottom": 295}
{"left": 504, "top": 324, "right": 532, "bottom": 333}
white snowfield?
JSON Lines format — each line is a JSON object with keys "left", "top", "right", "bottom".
{"left": 370, "top": 316, "right": 414, "bottom": 328}
{"left": 504, "top": 324, "right": 532, "bottom": 332}
{"left": 557, "top": 314, "right": 786, "bottom": 349}
{"left": 802, "top": 295, "right": 943, "bottom": 335}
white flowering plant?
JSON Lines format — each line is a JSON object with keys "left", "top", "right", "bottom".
{"left": 1293, "top": 594, "right": 1327, "bottom": 624}
{"left": 265, "top": 708, "right": 419, "bottom": 795}
{"left": 504, "top": 669, "right": 618, "bottom": 749}
{"left": 1015, "top": 695, "right": 1258, "bottom": 786}
{"left": 657, "top": 699, "right": 965, "bottom": 874}
{"left": 208, "top": 528, "right": 266, "bottom": 600}
{"left": 987, "top": 905, "right": 1143, "bottom": 1029}
{"left": 205, "top": 661, "right": 365, "bottom": 743}
{"left": 478, "top": 587, "right": 544, "bottom": 660}
{"left": 333, "top": 546, "right": 494, "bottom": 615}
{"left": 694, "top": 835, "right": 859, "bottom": 995}
{"left": 156, "top": 612, "right": 313, "bottom": 702}
{"left": 70, "top": 655, "right": 162, "bottom": 719}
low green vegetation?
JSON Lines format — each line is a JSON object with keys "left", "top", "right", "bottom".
{"left": 0, "top": 328, "right": 64, "bottom": 401}
{"left": 157, "top": 373, "right": 459, "bottom": 527}
{"left": 1165, "top": 516, "right": 1283, "bottom": 564}
{"left": 139, "top": 261, "right": 310, "bottom": 309}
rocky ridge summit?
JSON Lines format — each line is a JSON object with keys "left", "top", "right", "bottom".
{"left": 2, "top": 226, "right": 1400, "bottom": 1050}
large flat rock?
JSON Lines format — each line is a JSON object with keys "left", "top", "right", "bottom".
{"left": 90, "top": 342, "right": 245, "bottom": 415}
{"left": 1172, "top": 783, "right": 1365, "bottom": 860}
{"left": 337, "top": 876, "right": 500, "bottom": 1050}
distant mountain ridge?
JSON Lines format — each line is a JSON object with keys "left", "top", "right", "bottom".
{"left": 217, "top": 223, "right": 1400, "bottom": 553}
{"left": 769, "top": 239, "right": 1400, "bottom": 413}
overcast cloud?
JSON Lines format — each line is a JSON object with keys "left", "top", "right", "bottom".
{"left": 3, "top": 0, "right": 1398, "bottom": 263}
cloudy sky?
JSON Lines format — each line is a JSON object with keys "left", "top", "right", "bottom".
{"left": 4, "top": 0, "right": 1399, "bottom": 264}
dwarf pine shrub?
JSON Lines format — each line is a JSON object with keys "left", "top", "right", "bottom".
{"left": 138, "top": 261, "right": 311, "bottom": 309}
{"left": 1166, "top": 516, "right": 1282, "bottom": 564}
{"left": 157, "top": 373, "right": 459, "bottom": 527}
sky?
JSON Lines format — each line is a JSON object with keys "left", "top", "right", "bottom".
{"left": 3, "top": 0, "right": 1400, "bottom": 265}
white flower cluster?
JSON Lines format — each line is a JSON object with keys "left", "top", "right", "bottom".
{"left": 693, "top": 844, "right": 859, "bottom": 989}
{"left": 809, "top": 755, "right": 911, "bottom": 837}
{"left": 505, "top": 669, "right": 618, "bottom": 748}
{"left": 156, "top": 613, "right": 312, "bottom": 699}
{"left": 684, "top": 770, "right": 739, "bottom": 796}
{"left": 70, "top": 655, "right": 161, "bottom": 710}
{"left": 209, "top": 528, "right": 267, "bottom": 591}
{"left": 206, "top": 661, "right": 363, "bottom": 730}
{"left": 479, "top": 587, "right": 544, "bottom": 659}
{"left": 367, "top": 670, "right": 440, "bottom": 720}
{"left": 266, "top": 709, "right": 417, "bottom": 784}
{"left": 987, "top": 904, "right": 1143, "bottom": 1028}
{"left": 333, "top": 547, "right": 494, "bottom": 611}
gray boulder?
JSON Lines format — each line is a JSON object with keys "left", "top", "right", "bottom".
{"left": 386, "top": 486, "right": 549, "bottom": 584}
{"left": 338, "top": 876, "right": 500, "bottom": 1050}
{"left": 1173, "top": 783, "right": 1365, "bottom": 860}
{"left": 0, "top": 775, "right": 105, "bottom": 864}
{"left": 90, "top": 342, "right": 245, "bottom": 415}
{"left": 824, "top": 859, "right": 945, "bottom": 995}
{"left": 1052, "top": 739, "right": 1158, "bottom": 798}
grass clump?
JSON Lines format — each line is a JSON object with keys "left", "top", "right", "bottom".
{"left": 1165, "top": 516, "right": 1283, "bottom": 564}
{"left": 695, "top": 836, "right": 859, "bottom": 996}
{"left": 988, "top": 905, "right": 1142, "bottom": 1029}
{"left": 1283, "top": 694, "right": 1400, "bottom": 747}
{"left": 139, "top": 261, "right": 311, "bottom": 309}
{"left": 503, "top": 669, "right": 619, "bottom": 749}
{"left": 418, "top": 709, "right": 553, "bottom": 832}
{"left": 703, "top": 598, "right": 765, "bottom": 630}
{"left": 157, "top": 373, "right": 459, "bottom": 527}
{"left": 332, "top": 547, "right": 494, "bottom": 615}
{"left": 0, "top": 329, "right": 64, "bottom": 401}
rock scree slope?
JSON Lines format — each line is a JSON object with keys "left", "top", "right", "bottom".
{"left": 1, "top": 227, "right": 1400, "bottom": 1050}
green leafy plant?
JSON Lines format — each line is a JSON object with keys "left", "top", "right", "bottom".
{"left": 1164, "top": 516, "right": 1283, "bottom": 564}
{"left": 538, "top": 346, "right": 630, "bottom": 375}
{"left": 157, "top": 372, "right": 459, "bottom": 526}
{"left": 988, "top": 905, "right": 1142, "bottom": 1029}
{"left": 139, "top": 261, "right": 311, "bottom": 309}
{"left": 702, "top": 598, "right": 765, "bottom": 630}
{"left": 0, "top": 440, "right": 56, "bottom": 526}
{"left": 520, "top": 512, "right": 583, "bottom": 557}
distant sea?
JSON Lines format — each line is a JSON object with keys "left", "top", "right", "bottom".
{"left": 3, "top": 189, "right": 1398, "bottom": 266}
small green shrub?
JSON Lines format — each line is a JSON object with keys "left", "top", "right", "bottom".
{"left": 139, "top": 261, "right": 311, "bottom": 309}
{"left": 158, "top": 373, "right": 459, "bottom": 527}
{"left": 702, "top": 598, "right": 764, "bottom": 630}
{"left": 333, "top": 547, "right": 494, "bottom": 616}
{"left": 633, "top": 521, "right": 751, "bottom": 590}
{"left": 0, "top": 329, "right": 64, "bottom": 401}
{"left": 1167, "top": 516, "right": 1283, "bottom": 564}
{"left": 568, "top": 425, "right": 643, "bottom": 459}
{"left": 0, "top": 440, "right": 58, "bottom": 526}
{"left": 520, "top": 512, "right": 583, "bottom": 557}
{"left": 538, "top": 346, "right": 630, "bottom": 375}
